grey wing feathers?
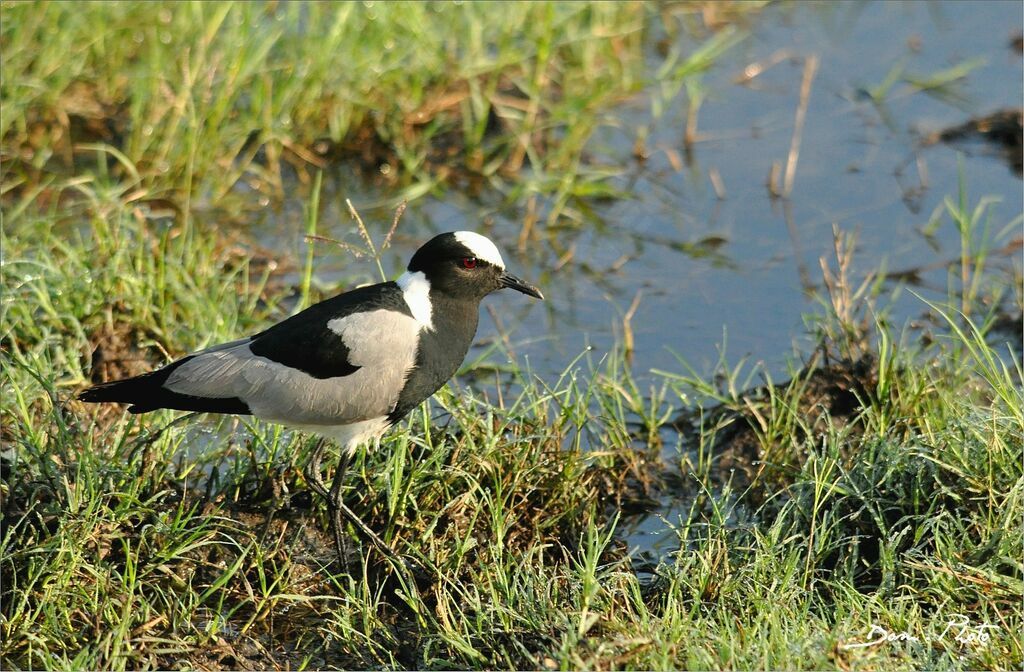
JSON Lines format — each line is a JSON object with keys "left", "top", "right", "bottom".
{"left": 77, "top": 338, "right": 254, "bottom": 414}
{"left": 162, "top": 285, "right": 422, "bottom": 425}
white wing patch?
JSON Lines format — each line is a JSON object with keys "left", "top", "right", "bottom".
{"left": 454, "top": 231, "right": 505, "bottom": 268}
{"left": 164, "top": 309, "right": 421, "bottom": 427}
{"left": 396, "top": 270, "right": 433, "bottom": 329}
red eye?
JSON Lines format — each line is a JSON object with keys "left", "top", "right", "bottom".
{"left": 461, "top": 257, "right": 478, "bottom": 269}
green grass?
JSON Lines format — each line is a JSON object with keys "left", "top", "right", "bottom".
{"left": 2, "top": 168, "right": 1022, "bottom": 670}
{"left": 1, "top": 1, "right": 764, "bottom": 234}
{"left": 2, "top": 2, "right": 1022, "bottom": 670}
{"left": 1, "top": 1, "right": 739, "bottom": 212}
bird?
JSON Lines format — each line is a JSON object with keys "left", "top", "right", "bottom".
{"left": 78, "top": 230, "right": 543, "bottom": 569}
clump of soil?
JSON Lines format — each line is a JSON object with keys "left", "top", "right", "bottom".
{"left": 929, "top": 108, "right": 1023, "bottom": 176}
{"left": 86, "top": 319, "right": 161, "bottom": 385}
{"left": 670, "top": 355, "right": 878, "bottom": 499}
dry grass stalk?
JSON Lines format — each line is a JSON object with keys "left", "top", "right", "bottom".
{"left": 782, "top": 55, "right": 819, "bottom": 198}
{"left": 709, "top": 167, "right": 727, "bottom": 199}
{"left": 621, "top": 290, "right": 643, "bottom": 360}
{"left": 819, "top": 224, "right": 875, "bottom": 359}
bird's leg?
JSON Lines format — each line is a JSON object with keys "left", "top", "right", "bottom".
{"left": 338, "top": 500, "right": 404, "bottom": 565}
{"left": 327, "top": 451, "right": 351, "bottom": 565}
{"left": 303, "top": 438, "right": 330, "bottom": 500}
{"left": 257, "top": 471, "right": 286, "bottom": 544}
{"left": 306, "top": 438, "right": 353, "bottom": 566}
{"left": 327, "top": 449, "right": 408, "bottom": 570}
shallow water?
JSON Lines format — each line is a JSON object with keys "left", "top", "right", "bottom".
{"left": 245, "top": 2, "right": 1023, "bottom": 561}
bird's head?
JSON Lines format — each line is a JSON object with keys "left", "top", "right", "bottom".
{"left": 406, "top": 231, "right": 544, "bottom": 302}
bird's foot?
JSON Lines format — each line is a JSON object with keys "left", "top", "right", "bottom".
{"left": 303, "top": 438, "right": 330, "bottom": 500}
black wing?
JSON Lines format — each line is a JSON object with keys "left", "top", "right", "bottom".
{"left": 248, "top": 281, "right": 411, "bottom": 378}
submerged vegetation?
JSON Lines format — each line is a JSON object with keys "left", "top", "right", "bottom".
{"left": 2, "top": 1, "right": 1022, "bottom": 671}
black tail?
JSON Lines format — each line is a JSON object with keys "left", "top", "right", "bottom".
{"left": 78, "top": 375, "right": 155, "bottom": 409}
{"left": 78, "top": 360, "right": 250, "bottom": 415}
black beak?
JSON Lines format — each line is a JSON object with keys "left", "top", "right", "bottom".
{"left": 500, "top": 272, "right": 544, "bottom": 300}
